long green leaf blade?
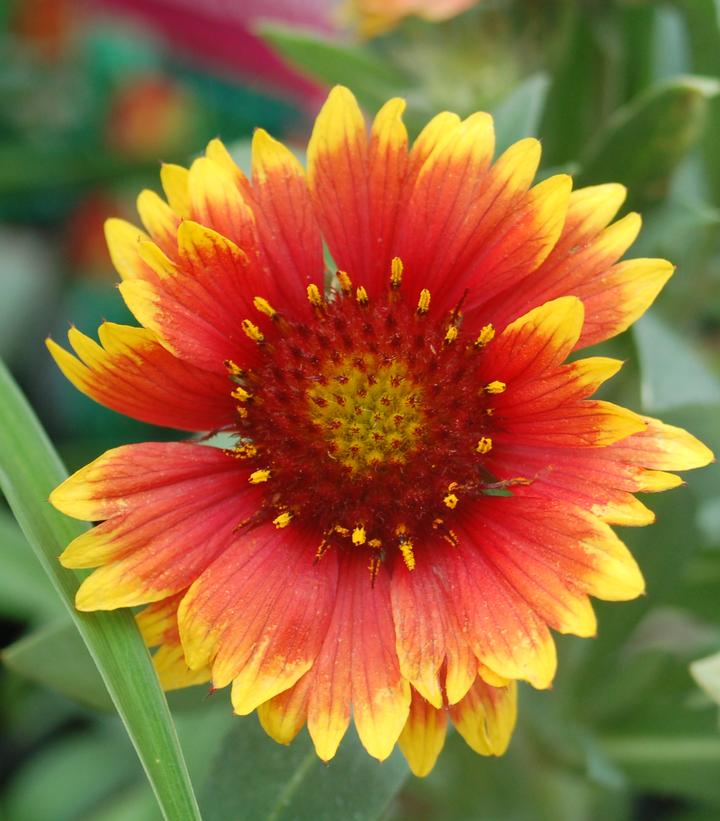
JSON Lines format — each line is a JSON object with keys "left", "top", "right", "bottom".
{"left": 0, "top": 359, "right": 201, "bottom": 821}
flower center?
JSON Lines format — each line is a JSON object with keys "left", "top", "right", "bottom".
{"left": 226, "top": 262, "right": 510, "bottom": 573}
{"left": 306, "top": 355, "right": 424, "bottom": 473}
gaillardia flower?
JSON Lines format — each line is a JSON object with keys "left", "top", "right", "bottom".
{"left": 49, "top": 86, "right": 711, "bottom": 776}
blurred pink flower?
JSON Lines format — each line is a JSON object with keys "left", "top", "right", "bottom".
{"left": 91, "top": 0, "right": 339, "bottom": 104}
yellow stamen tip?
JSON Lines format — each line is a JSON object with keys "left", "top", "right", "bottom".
{"left": 390, "top": 256, "right": 403, "bottom": 288}
{"left": 230, "top": 443, "right": 257, "bottom": 459}
{"left": 253, "top": 296, "right": 277, "bottom": 318}
{"left": 352, "top": 525, "right": 367, "bottom": 546}
{"left": 399, "top": 539, "right": 416, "bottom": 571}
{"left": 368, "top": 538, "right": 382, "bottom": 548}
{"left": 249, "top": 469, "right": 270, "bottom": 484}
{"left": 224, "top": 359, "right": 244, "bottom": 376}
{"left": 307, "top": 283, "right": 323, "bottom": 307}
{"left": 485, "top": 380, "right": 506, "bottom": 395}
{"left": 242, "top": 319, "right": 264, "bottom": 343}
{"left": 444, "top": 325, "right": 459, "bottom": 344}
{"left": 231, "top": 386, "right": 251, "bottom": 402}
{"left": 476, "top": 436, "right": 493, "bottom": 454}
{"left": 443, "top": 493, "right": 459, "bottom": 509}
{"left": 337, "top": 270, "right": 352, "bottom": 294}
{"left": 356, "top": 286, "right": 369, "bottom": 305}
{"left": 273, "top": 511, "right": 293, "bottom": 528}
{"left": 475, "top": 324, "right": 496, "bottom": 347}
{"left": 417, "top": 289, "right": 431, "bottom": 314}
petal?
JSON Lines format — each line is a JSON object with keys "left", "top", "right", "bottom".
{"left": 51, "top": 443, "right": 261, "bottom": 609}
{"left": 136, "top": 189, "right": 180, "bottom": 259}
{"left": 187, "top": 156, "right": 259, "bottom": 256}
{"left": 391, "top": 553, "right": 449, "bottom": 708}
{"left": 307, "top": 86, "right": 370, "bottom": 282}
{"left": 468, "top": 497, "right": 645, "bottom": 604}
{"left": 104, "top": 218, "right": 157, "bottom": 282}
{"left": 257, "top": 673, "right": 312, "bottom": 746}
{"left": 396, "top": 111, "right": 497, "bottom": 297}
{"left": 137, "top": 593, "right": 212, "bottom": 690}
{"left": 251, "top": 128, "right": 324, "bottom": 312}
{"left": 308, "top": 552, "right": 410, "bottom": 762}
{"left": 47, "top": 324, "right": 235, "bottom": 432}
{"left": 448, "top": 677, "right": 517, "bottom": 756}
{"left": 365, "top": 97, "right": 409, "bottom": 291}
{"left": 478, "top": 181, "right": 673, "bottom": 347}
{"left": 119, "top": 226, "right": 260, "bottom": 373}
{"left": 398, "top": 688, "right": 447, "bottom": 777}
{"left": 178, "top": 524, "right": 338, "bottom": 713}
{"left": 484, "top": 296, "right": 585, "bottom": 382}
{"left": 160, "top": 163, "right": 191, "bottom": 218}
{"left": 434, "top": 531, "right": 558, "bottom": 688}
{"left": 461, "top": 502, "right": 599, "bottom": 638}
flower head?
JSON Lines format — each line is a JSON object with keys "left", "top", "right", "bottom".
{"left": 49, "top": 86, "right": 712, "bottom": 776}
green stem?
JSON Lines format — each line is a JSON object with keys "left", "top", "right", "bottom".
{"left": 0, "top": 359, "right": 201, "bottom": 821}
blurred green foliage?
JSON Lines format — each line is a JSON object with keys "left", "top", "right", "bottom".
{"left": 2, "top": 0, "right": 720, "bottom": 819}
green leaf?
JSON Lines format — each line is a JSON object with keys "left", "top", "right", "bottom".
{"left": 691, "top": 651, "right": 720, "bottom": 706}
{"left": 491, "top": 72, "right": 549, "bottom": 154}
{"left": 633, "top": 312, "right": 720, "bottom": 412}
{"left": 0, "top": 359, "right": 200, "bottom": 821}
{"left": 0, "top": 511, "right": 63, "bottom": 623}
{"left": 3, "top": 618, "right": 114, "bottom": 711}
{"left": 201, "top": 717, "right": 409, "bottom": 821}
{"left": 577, "top": 76, "right": 720, "bottom": 209}
{"left": 258, "top": 25, "right": 413, "bottom": 111}
{"left": 599, "top": 735, "right": 720, "bottom": 804}
{"left": 2, "top": 725, "right": 140, "bottom": 821}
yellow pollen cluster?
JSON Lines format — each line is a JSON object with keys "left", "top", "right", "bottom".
{"left": 306, "top": 355, "right": 424, "bottom": 473}
{"left": 474, "top": 324, "right": 495, "bottom": 347}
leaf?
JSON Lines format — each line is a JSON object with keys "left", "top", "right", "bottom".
{"left": 3, "top": 610, "right": 219, "bottom": 714}
{"left": 2, "top": 725, "right": 140, "bottom": 821}
{"left": 3, "top": 618, "right": 114, "bottom": 711}
{"left": 633, "top": 312, "right": 720, "bottom": 411}
{"left": 691, "top": 651, "right": 720, "bottom": 706}
{"left": 201, "top": 717, "right": 409, "bottom": 821}
{"left": 0, "top": 511, "right": 64, "bottom": 623}
{"left": 491, "top": 72, "right": 549, "bottom": 154}
{"left": 598, "top": 735, "right": 720, "bottom": 804}
{"left": 258, "top": 24, "right": 413, "bottom": 111}
{"left": 577, "top": 75, "right": 720, "bottom": 209}
{"left": 0, "top": 360, "right": 200, "bottom": 821}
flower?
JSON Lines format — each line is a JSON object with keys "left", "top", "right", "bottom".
{"left": 343, "top": 0, "right": 481, "bottom": 37}
{"left": 48, "top": 86, "right": 712, "bottom": 776}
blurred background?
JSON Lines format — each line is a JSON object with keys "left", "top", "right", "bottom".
{"left": 1, "top": 0, "right": 720, "bottom": 819}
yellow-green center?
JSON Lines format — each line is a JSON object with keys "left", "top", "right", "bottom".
{"left": 306, "top": 355, "right": 425, "bottom": 472}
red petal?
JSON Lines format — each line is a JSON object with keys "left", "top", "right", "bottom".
{"left": 47, "top": 324, "right": 235, "bottom": 432}
{"left": 51, "top": 443, "right": 261, "bottom": 609}
{"left": 178, "top": 523, "right": 339, "bottom": 713}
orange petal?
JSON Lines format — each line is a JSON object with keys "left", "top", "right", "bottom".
{"left": 178, "top": 524, "right": 338, "bottom": 714}
{"left": 444, "top": 533, "right": 558, "bottom": 688}
{"left": 307, "top": 86, "right": 370, "bottom": 284}
{"left": 308, "top": 552, "right": 410, "bottom": 762}
{"left": 47, "top": 323, "right": 235, "bottom": 432}
{"left": 51, "top": 443, "right": 262, "bottom": 609}
{"left": 251, "top": 128, "right": 324, "bottom": 314}
{"left": 119, "top": 226, "right": 261, "bottom": 372}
